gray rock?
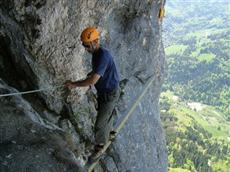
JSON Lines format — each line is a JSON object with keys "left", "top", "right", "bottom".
{"left": 0, "top": 0, "right": 167, "bottom": 171}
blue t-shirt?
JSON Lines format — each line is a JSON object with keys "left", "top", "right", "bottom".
{"left": 92, "top": 47, "right": 119, "bottom": 94}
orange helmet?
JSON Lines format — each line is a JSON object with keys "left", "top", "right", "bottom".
{"left": 80, "top": 27, "right": 99, "bottom": 43}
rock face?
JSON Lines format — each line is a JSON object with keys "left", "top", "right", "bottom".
{"left": 0, "top": 0, "right": 167, "bottom": 172}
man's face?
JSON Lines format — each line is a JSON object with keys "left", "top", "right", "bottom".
{"left": 82, "top": 42, "right": 94, "bottom": 53}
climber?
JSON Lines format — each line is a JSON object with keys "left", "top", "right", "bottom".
{"left": 65, "top": 27, "right": 120, "bottom": 160}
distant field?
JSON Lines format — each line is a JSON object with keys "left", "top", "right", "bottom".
{"left": 161, "top": 91, "right": 230, "bottom": 140}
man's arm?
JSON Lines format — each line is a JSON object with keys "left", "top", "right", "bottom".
{"left": 65, "top": 73, "right": 100, "bottom": 88}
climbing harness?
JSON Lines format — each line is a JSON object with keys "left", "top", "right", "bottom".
{"left": 87, "top": 77, "right": 156, "bottom": 172}
{"left": 0, "top": 85, "right": 65, "bottom": 98}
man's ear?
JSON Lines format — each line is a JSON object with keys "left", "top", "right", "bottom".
{"left": 92, "top": 42, "right": 97, "bottom": 49}
{"left": 94, "top": 39, "right": 99, "bottom": 44}
{"left": 93, "top": 39, "right": 100, "bottom": 46}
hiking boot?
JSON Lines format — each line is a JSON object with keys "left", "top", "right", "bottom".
{"left": 87, "top": 144, "right": 104, "bottom": 165}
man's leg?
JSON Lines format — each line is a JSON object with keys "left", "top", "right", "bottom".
{"left": 95, "top": 98, "right": 115, "bottom": 145}
{"left": 95, "top": 90, "right": 120, "bottom": 145}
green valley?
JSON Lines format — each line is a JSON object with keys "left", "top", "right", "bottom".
{"left": 161, "top": 0, "right": 230, "bottom": 171}
{"left": 163, "top": 0, "right": 230, "bottom": 120}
